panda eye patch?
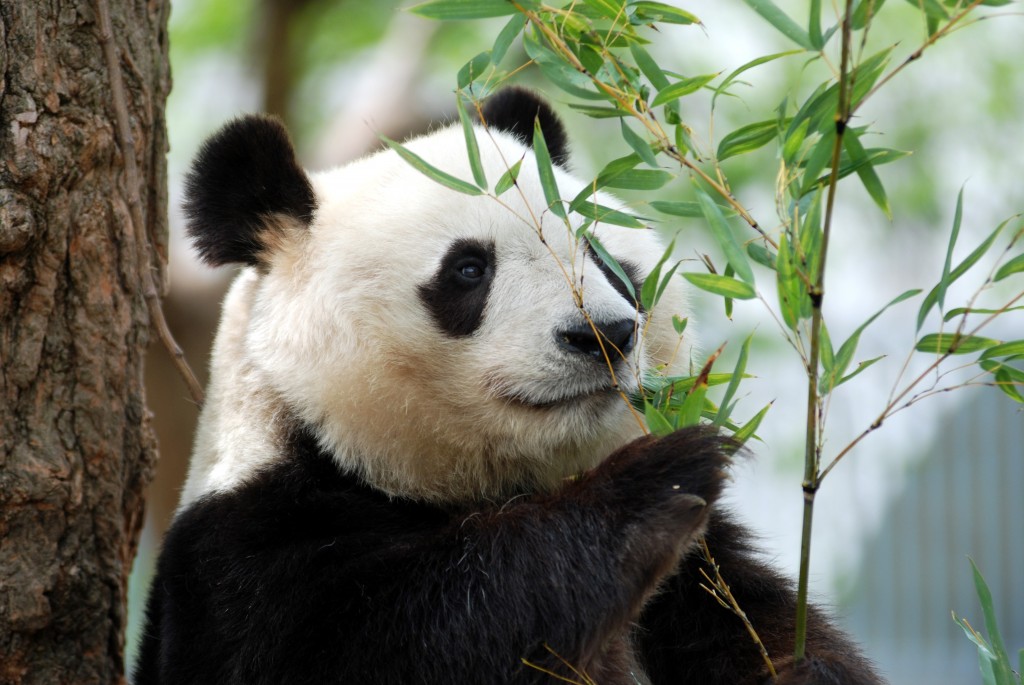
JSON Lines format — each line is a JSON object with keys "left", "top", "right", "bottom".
{"left": 419, "top": 239, "right": 497, "bottom": 337}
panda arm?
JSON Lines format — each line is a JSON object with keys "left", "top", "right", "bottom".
{"left": 136, "top": 428, "right": 731, "bottom": 685}
{"left": 637, "top": 514, "right": 885, "bottom": 685}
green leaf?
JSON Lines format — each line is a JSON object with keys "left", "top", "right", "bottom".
{"left": 740, "top": 0, "right": 815, "bottom": 50}
{"left": 409, "top": 0, "right": 519, "bottom": 20}
{"left": 457, "top": 51, "right": 492, "bottom": 91}
{"left": 783, "top": 117, "right": 811, "bottom": 164}
{"left": 917, "top": 218, "right": 1011, "bottom": 330}
{"left": 851, "top": 0, "right": 887, "bottom": 30}
{"left": 381, "top": 136, "right": 483, "bottom": 196}
{"left": 747, "top": 242, "right": 777, "bottom": 270}
{"left": 672, "top": 315, "right": 688, "bottom": 335}
{"left": 994, "top": 252, "right": 1024, "bottom": 282}
{"left": 844, "top": 129, "right": 891, "bottom": 219}
{"left": 915, "top": 333, "right": 1002, "bottom": 355}
{"left": 602, "top": 168, "right": 674, "bottom": 190}
{"left": 651, "top": 73, "right": 718, "bottom": 106}
{"left": 938, "top": 185, "right": 966, "bottom": 310}
{"left": 566, "top": 104, "right": 630, "bottom": 118}
{"left": 713, "top": 50, "right": 803, "bottom": 110}
{"left": 620, "top": 119, "right": 659, "bottom": 167}
{"left": 683, "top": 273, "right": 757, "bottom": 299}
{"left": 697, "top": 186, "right": 754, "bottom": 284}
{"left": 981, "top": 341, "right": 1024, "bottom": 360}
{"left": 524, "top": 36, "right": 604, "bottom": 101}
{"left": 456, "top": 96, "right": 487, "bottom": 189}
{"left": 491, "top": 13, "right": 527, "bottom": 64}
{"left": 494, "top": 159, "right": 522, "bottom": 196}
{"left": 820, "top": 319, "right": 835, "bottom": 375}
{"left": 732, "top": 402, "right": 771, "bottom": 444}
{"left": 717, "top": 119, "right": 782, "bottom": 161}
{"left": 835, "top": 355, "right": 884, "bottom": 389}
{"left": 584, "top": 232, "right": 637, "bottom": 299}
{"left": 641, "top": 238, "right": 676, "bottom": 311}
{"left": 630, "top": 42, "right": 671, "bottom": 90}
{"left": 945, "top": 305, "right": 1024, "bottom": 321}
{"left": 968, "top": 559, "right": 1016, "bottom": 685}
{"left": 994, "top": 368, "right": 1024, "bottom": 403}
{"left": 821, "top": 289, "right": 920, "bottom": 393}
{"left": 630, "top": 1, "right": 700, "bottom": 25}
{"left": 533, "top": 117, "right": 565, "bottom": 218}
{"left": 800, "top": 129, "right": 837, "bottom": 196}
{"left": 644, "top": 400, "right": 676, "bottom": 436}
{"left": 716, "top": 335, "right": 752, "bottom": 426}
{"left": 678, "top": 380, "right": 707, "bottom": 427}
{"left": 776, "top": 233, "right": 807, "bottom": 329}
{"left": 583, "top": 0, "right": 627, "bottom": 21}
{"left": 650, "top": 200, "right": 715, "bottom": 218}
{"left": 575, "top": 201, "right": 647, "bottom": 228}
{"left": 809, "top": 0, "right": 823, "bottom": 49}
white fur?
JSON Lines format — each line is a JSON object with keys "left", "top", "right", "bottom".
{"left": 180, "top": 123, "right": 692, "bottom": 508}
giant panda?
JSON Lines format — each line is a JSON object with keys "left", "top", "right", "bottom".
{"left": 135, "top": 88, "right": 883, "bottom": 685}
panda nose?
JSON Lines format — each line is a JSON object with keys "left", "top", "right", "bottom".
{"left": 556, "top": 319, "right": 635, "bottom": 360}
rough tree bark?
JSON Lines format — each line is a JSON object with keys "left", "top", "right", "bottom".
{"left": 0, "top": 0, "right": 170, "bottom": 683}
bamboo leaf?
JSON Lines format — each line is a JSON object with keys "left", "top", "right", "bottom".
{"left": 916, "top": 333, "right": 1001, "bottom": 355}
{"left": 566, "top": 104, "right": 630, "bottom": 118}
{"left": 584, "top": 232, "right": 637, "bottom": 299}
{"left": 381, "top": 136, "right": 483, "bottom": 196}
{"left": 630, "top": 2, "right": 700, "bottom": 25}
{"left": 809, "top": 0, "right": 823, "bottom": 49}
{"left": 602, "top": 169, "right": 674, "bottom": 190}
{"left": 835, "top": 356, "right": 884, "bottom": 388}
{"left": 630, "top": 42, "right": 671, "bottom": 90}
{"left": 697, "top": 186, "right": 754, "bottom": 284}
{"left": 678, "top": 380, "right": 707, "bottom": 427}
{"left": 917, "top": 218, "right": 1010, "bottom": 330}
{"left": 717, "top": 119, "right": 783, "bottom": 161}
{"left": 945, "top": 305, "right": 1024, "bottom": 321}
{"left": 968, "top": 559, "right": 1016, "bottom": 685}
{"left": 650, "top": 200, "right": 736, "bottom": 218}
{"left": 740, "top": 0, "right": 815, "bottom": 50}
{"left": 644, "top": 400, "right": 676, "bottom": 436}
{"left": 800, "top": 128, "right": 836, "bottom": 196}
{"left": 938, "top": 186, "right": 966, "bottom": 310}
{"left": 410, "top": 0, "right": 521, "bottom": 20}
{"left": 575, "top": 201, "right": 647, "bottom": 228}
{"left": 776, "top": 234, "right": 803, "bottom": 330}
{"left": 457, "top": 51, "right": 492, "bottom": 90}
{"left": 641, "top": 238, "right": 676, "bottom": 311}
{"left": 651, "top": 73, "right": 718, "bottom": 106}
{"left": 981, "top": 341, "right": 1024, "bottom": 360}
{"left": 713, "top": 50, "right": 803, "bottom": 110}
{"left": 494, "top": 159, "right": 522, "bottom": 196}
{"left": 672, "top": 315, "right": 688, "bottom": 335}
{"left": 994, "top": 253, "right": 1024, "bottom": 282}
{"left": 747, "top": 242, "right": 777, "bottom": 270}
{"left": 716, "top": 335, "right": 752, "bottom": 426}
{"left": 533, "top": 117, "right": 565, "bottom": 218}
{"left": 491, "top": 13, "right": 527, "bottom": 64}
{"left": 732, "top": 402, "right": 771, "bottom": 444}
{"left": 683, "top": 273, "right": 757, "bottom": 300}
{"left": 456, "top": 95, "right": 487, "bottom": 189}
{"left": 620, "top": 119, "right": 660, "bottom": 167}
{"left": 844, "top": 129, "right": 891, "bottom": 219}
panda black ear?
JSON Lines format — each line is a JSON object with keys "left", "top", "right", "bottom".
{"left": 184, "top": 115, "right": 316, "bottom": 267}
{"left": 479, "top": 88, "right": 570, "bottom": 168}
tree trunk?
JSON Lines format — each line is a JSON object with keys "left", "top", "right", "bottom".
{"left": 0, "top": 0, "right": 170, "bottom": 683}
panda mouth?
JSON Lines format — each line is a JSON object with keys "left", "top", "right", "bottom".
{"left": 500, "top": 384, "right": 624, "bottom": 410}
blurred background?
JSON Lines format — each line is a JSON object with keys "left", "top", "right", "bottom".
{"left": 132, "top": 1, "right": 1024, "bottom": 682}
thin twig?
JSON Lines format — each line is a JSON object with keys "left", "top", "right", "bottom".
{"left": 95, "top": 0, "right": 205, "bottom": 407}
{"left": 699, "top": 539, "right": 777, "bottom": 679}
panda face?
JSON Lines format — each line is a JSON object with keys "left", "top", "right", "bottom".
{"left": 182, "top": 90, "right": 690, "bottom": 505}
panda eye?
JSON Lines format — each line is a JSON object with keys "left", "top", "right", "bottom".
{"left": 454, "top": 257, "right": 487, "bottom": 285}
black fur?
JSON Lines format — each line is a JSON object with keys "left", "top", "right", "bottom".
{"left": 134, "top": 427, "right": 883, "bottom": 685}
{"left": 481, "top": 87, "right": 570, "bottom": 168}
{"left": 184, "top": 115, "right": 316, "bottom": 267}
{"left": 418, "top": 238, "right": 496, "bottom": 337}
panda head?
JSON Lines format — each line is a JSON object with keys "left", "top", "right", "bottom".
{"left": 182, "top": 89, "right": 692, "bottom": 505}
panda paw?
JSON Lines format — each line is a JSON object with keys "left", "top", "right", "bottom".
{"left": 573, "top": 425, "right": 736, "bottom": 587}
{"left": 589, "top": 424, "right": 735, "bottom": 515}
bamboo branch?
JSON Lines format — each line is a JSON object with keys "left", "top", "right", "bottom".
{"left": 95, "top": 0, "right": 205, "bottom": 407}
{"left": 793, "top": 0, "right": 855, "bottom": 662}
